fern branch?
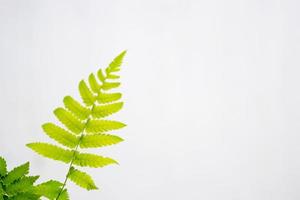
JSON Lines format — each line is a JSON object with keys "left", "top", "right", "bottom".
{"left": 56, "top": 51, "right": 126, "bottom": 198}
{"left": 26, "top": 51, "right": 127, "bottom": 199}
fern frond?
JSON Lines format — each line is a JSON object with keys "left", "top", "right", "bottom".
{"left": 42, "top": 123, "right": 78, "bottom": 148}
{"left": 86, "top": 119, "right": 126, "bottom": 134}
{"left": 63, "top": 96, "right": 90, "bottom": 120}
{"left": 79, "top": 80, "right": 96, "bottom": 106}
{"left": 97, "top": 92, "right": 122, "bottom": 104}
{"left": 68, "top": 167, "right": 97, "bottom": 190}
{"left": 27, "top": 51, "right": 127, "bottom": 198}
{"left": 74, "top": 153, "right": 118, "bottom": 168}
{"left": 27, "top": 143, "right": 73, "bottom": 164}
{"left": 80, "top": 134, "right": 123, "bottom": 148}
{"left": 3, "top": 162, "right": 29, "bottom": 185}
{"left": 92, "top": 102, "right": 123, "bottom": 118}
{"left": 54, "top": 108, "right": 85, "bottom": 134}
{"left": 0, "top": 157, "right": 7, "bottom": 176}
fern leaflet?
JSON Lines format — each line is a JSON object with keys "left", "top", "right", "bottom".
{"left": 68, "top": 167, "right": 97, "bottom": 190}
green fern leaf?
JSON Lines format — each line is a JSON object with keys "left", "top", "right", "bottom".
{"left": 28, "top": 51, "right": 127, "bottom": 195}
{"left": 106, "top": 50, "right": 126, "bottom": 73}
{"left": 26, "top": 143, "right": 73, "bottom": 164}
{"left": 54, "top": 108, "right": 85, "bottom": 134}
{"left": 92, "top": 102, "right": 123, "bottom": 118}
{"left": 34, "top": 180, "right": 62, "bottom": 193}
{"left": 101, "top": 82, "right": 120, "bottom": 90}
{"left": 106, "top": 74, "right": 120, "bottom": 79}
{"left": 97, "top": 69, "right": 105, "bottom": 83}
{"left": 0, "top": 156, "right": 67, "bottom": 200}
{"left": 63, "top": 96, "right": 90, "bottom": 120}
{"left": 34, "top": 180, "right": 65, "bottom": 199}
{"left": 42, "top": 123, "right": 78, "bottom": 148}
{"left": 3, "top": 162, "right": 29, "bottom": 185}
{"left": 88, "top": 73, "right": 101, "bottom": 93}
{"left": 6, "top": 176, "right": 39, "bottom": 195}
{"left": 79, "top": 80, "right": 96, "bottom": 106}
{"left": 97, "top": 92, "right": 122, "bottom": 104}
{"left": 26, "top": 176, "right": 39, "bottom": 184}
{"left": 68, "top": 167, "right": 97, "bottom": 190}
{"left": 80, "top": 134, "right": 123, "bottom": 148}
{"left": 0, "top": 157, "right": 7, "bottom": 176}
{"left": 73, "top": 153, "right": 118, "bottom": 168}
{"left": 86, "top": 119, "right": 126, "bottom": 134}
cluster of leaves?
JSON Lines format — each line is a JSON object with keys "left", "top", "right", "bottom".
{"left": 27, "top": 51, "right": 127, "bottom": 198}
{"left": 0, "top": 157, "right": 68, "bottom": 200}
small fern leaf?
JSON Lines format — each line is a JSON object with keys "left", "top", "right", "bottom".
{"left": 106, "top": 74, "right": 120, "bottom": 80}
{"left": 97, "top": 92, "right": 122, "bottom": 104}
{"left": 63, "top": 96, "right": 90, "bottom": 120}
{"left": 26, "top": 176, "right": 39, "bottom": 184}
{"left": 97, "top": 69, "right": 106, "bottom": 83}
{"left": 3, "top": 162, "right": 29, "bottom": 185}
{"left": 54, "top": 108, "right": 85, "bottom": 134}
{"left": 74, "top": 153, "right": 118, "bottom": 168}
{"left": 101, "top": 82, "right": 120, "bottom": 90}
{"left": 80, "top": 134, "right": 123, "bottom": 148}
{"left": 86, "top": 119, "right": 126, "bottom": 134}
{"left": 34, "top": 180, "right": 63, "bottom": 199}
{"left": 6, "top": 176, "right": 39, "bottom": 195}
{"left": 0, "top": 157, "right": 7, "bottom": 176}
{"left": 42, "top": 123, "right": 78, "bottom": 148}
{"left": 27, "top": 143, "right": 73, "bottom": 164}
{"left": 92, "top": 102, "right": 123, "bottom": 118}
{"left": 88, "top": 73, "right": 101, "bottom": 93}
{"left": 107, "top": 50, "right": 126, "bottom": 73}
{"left": 68, "top": 167, "right": 97, "bottom": 190}
{"left": 79, "top": 80, "right": 96, "bottom": 106}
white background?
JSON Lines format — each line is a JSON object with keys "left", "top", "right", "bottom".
{"left": 0, "top": 0, "right": 300, "bottom": 199}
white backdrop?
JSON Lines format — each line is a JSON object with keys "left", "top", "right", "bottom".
{"left": 0, "top": 0, "right": 300, "bottom": 199}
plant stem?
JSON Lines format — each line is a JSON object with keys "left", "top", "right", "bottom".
{"left": 55, "top": 134, "right": 84, "bottom": 199}
{"left": 55, "top": 75, "right": 108, "bottom": 200}
{"left": 55, "top": 108, "right": 94, "bottom": 199}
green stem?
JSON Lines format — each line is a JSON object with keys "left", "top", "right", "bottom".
{"left": 55, "top": 76, "right": 108, "bottom": 199}
{"left": 55, "top": 110, "right": 93, "bottom": 199}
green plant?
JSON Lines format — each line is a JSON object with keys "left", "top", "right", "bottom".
{"left": 0, "top": 156, "right": 68, "bottom": 200}
{"left": 26, "top": 51, "right": 127, "bottom": 199}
